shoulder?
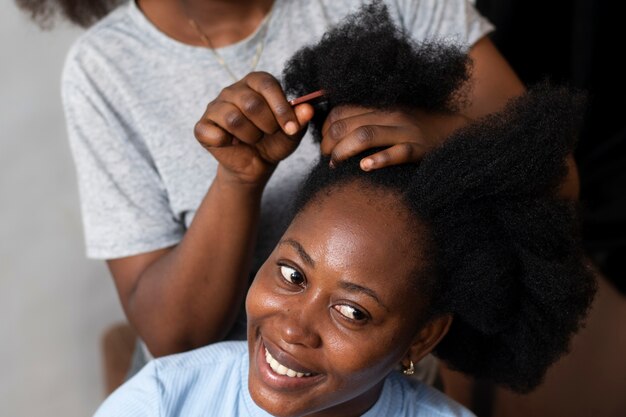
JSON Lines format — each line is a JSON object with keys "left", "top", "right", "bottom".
{"left": 153, "top": 341, "right": 247, "bottom": 385}
{"left": 310, "top": 0, "right": 477, "bottom": 21}
{"left": 380, "top": 372, "right": 476, "bottom": 417}
{"left": 65, "top": 3, "right": 132, "bottom": 64}
{"left": 94, "top": 341, "right": 248, "bottom": 417}
{"left": 312, "top": 0, "right": 491, "bottom": 46}
{"left": 62, "top": 2, "right": 146, "bottom": 88}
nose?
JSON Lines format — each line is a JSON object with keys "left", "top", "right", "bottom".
{"left": 278, "top": 299, "right": 322, "bottom": 349}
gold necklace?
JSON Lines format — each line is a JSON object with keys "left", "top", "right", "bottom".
{"left": 185, "top": 3, "right": 273, "bottom": 82}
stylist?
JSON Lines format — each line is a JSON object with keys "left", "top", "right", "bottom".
{"left": 18, "top": 0, "right": 524, "bottom": 370}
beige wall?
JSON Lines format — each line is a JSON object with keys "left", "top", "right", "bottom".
{"left": 0, "top": 5, "right": 125, "bottom": 416}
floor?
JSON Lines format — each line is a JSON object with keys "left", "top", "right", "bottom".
{"left": 0, "top": 6, "right": 125, "bottom": 417}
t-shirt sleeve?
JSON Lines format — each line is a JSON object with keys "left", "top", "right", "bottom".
{"left": 388, "top": 0, "right": 494, "bottom": 49}
{"left": 93, "top": 362, "right": 162, "bottom": 417}
{"left": 62, "top": 45, "right": 185, "bottom": 259}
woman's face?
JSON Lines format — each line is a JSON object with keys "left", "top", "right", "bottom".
{"left": 246, "top": 182, "right": 432, "bottom": 417}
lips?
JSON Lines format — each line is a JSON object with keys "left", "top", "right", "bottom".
{"left": 265, "top": 347, "right": 312, "bottom": 378}
{"left": 262, "top": 340, "right": 318, "bottom": 377}
{"left": 252, "top": 336, "right": 325, "bottom": 393}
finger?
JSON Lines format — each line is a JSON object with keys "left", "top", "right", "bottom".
{"left": 245, "top": 72, "right": 300, "bottom": 135}
{"left": 231, "top": 90, "right": 281, "bottom": 135}
{"left": 321, "top": 109, "right": 403, "bottom": 155}
{"left": 194, "top": 118, "right": 233, "bottom": 148}
{"left": 359, "top": 143, "right": 423, "bottom": 171}
{"left": 293, "top": 103, "right": 315, "bottom": 132}
{"left": 254, "top": 103, "right": 315, "bottom": 165}
{"left": 208, "top": 100, "right": 264, "bottom": 145}
{"left": 329, "top": 125, "right": 427, "bottom": 166}
{"left": 321, "top": 105, "right": 377, "bottom": 138}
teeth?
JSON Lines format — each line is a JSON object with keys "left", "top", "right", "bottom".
{"left": 265, "top": 348, "right": 311, "bottom": 378}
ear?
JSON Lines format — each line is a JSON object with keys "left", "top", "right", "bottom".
{"left": 403, "top": 314, "right": 453, "bottom": 367}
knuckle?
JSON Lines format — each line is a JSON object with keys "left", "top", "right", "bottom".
{"left": 355, "top": 126, "right": 375, "bottom": 145}
{"left": 204, "top": 99, "right": 221, "bottom": 116}
{"left": 250, "top": 70, "right": 271, "bottom": 80}
{"left": 273, "top": 103, "right": 290, "bottom": 117}
{"left": 377, "top": 150, "right": 391, "bottom": 165}
{"left": 205, "top": 98, "right": 217, "bottom": 110}
{"left": 400, "top": 143, "right": 416, "bottom": 160}
{"left": 327, "top": 106, "right": 344, "bottom": 124}
{"left": 222, "top": 84, "right": 237, "bottom": 96}
{"left": 225, "top": 110, "right": 245, "bottom": 129}
{"left": 329, "top": 120, "right": 347, "bottom": 139}
{"left": 241, "top": 94, "right": 264, "bottom": 115}
{"left": 258, "top": 75, "right": 277, "bottom": 92}
{"left": 330, "top": 150, "right": 342, "bottom": 164}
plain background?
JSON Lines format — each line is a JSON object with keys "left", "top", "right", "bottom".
{"left": 0, "top": 4, "right": 125, "bottom": 416}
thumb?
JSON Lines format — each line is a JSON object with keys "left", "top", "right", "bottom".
{"left": 285, "top": 103, "right": 315, "bottom": 142}
{"left": 256, "top": 103, "right": 315, "bottom": 164}
{"left": 294, "top": 103, "right": 315, "bottom": 129}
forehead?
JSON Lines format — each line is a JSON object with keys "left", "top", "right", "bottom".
{"left": 287, "top": 182, "right": 425, "bottom": 286}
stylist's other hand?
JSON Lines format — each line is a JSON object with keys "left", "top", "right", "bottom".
{"left": 195, "top": 72, "right": 314, "bottom": 186}
{"left": 321, "top": 106, "right": 468, "bottom": 171}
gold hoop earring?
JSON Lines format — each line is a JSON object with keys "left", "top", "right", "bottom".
{"left": 402, "top": 360, "right": 415, "bottom": 376}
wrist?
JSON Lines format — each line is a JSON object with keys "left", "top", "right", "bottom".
{"left": 215, "top": 165, "right": 272, "bottom": 197}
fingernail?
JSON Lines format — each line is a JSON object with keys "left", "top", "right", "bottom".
{"left": 329, "top": 159, "right": 336, "bottom": 169}
{"left": 361, "top": 158, "right": 374, "bottom": 171}
{"left": 284, "top": 121, "right": 298, "bottom": 135}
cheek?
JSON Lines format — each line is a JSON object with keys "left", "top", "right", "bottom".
{"left": 246, "top": 276, "right": 267, "bottom": 324}
{"left": 323, "top": 323, "right": 412, "bottom": 380}
{"left": 246, "top": 265, "right": 281, "bottom": 325}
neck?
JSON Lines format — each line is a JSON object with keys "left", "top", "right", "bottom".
{"left": 138, "top": 0, "right": 274, "bottom": 47}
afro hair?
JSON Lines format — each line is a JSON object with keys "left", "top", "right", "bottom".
{"left": 285, "top": 1, "right": 596, "bottom": 393}
{"left": 282, "top": 0, "right": 472, "bottom": 139}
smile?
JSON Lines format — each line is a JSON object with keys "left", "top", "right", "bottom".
{"left": 265, "top": 347, "right": 312, "bottom": 378}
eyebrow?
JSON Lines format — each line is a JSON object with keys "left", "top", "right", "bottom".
{"left": 339, "top": 281, "right": 390, "bottom": 312}
{"left": 279, "top": 239, "right": 316, "bottom": 267}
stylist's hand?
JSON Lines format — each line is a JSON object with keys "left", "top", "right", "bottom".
{"left": 195, "top": 72, "right": 314, "bottom": 186}
{"left": 321, "top": 106, "right": 468, "bottom": 170}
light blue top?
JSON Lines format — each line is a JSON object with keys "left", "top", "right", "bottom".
{"left": 94, "top": 341, "right": 475, "bottom": 417}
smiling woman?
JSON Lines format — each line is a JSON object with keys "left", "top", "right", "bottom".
{"left": 92, "top": 3, "right": 595, "bottom": 417}
{"left": 246, "top": 181, "right": 440, "bottom": 417}
{"left": 239, "top": 83, "right": 595, "bottom": 417}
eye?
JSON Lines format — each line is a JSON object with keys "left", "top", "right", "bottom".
{"left": 280, "top": 265, "right": 305, "bottom": 286}
{"left": 333, "top": 304, "right": 368, "bottom": 321}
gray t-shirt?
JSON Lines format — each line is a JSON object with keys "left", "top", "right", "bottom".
{"left": 63, "top": 0, "right": 492, "bottom": 269}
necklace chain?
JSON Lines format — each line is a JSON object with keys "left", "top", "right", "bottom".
{"left": 185, "top": 4, "right": 273, "bottom": 82}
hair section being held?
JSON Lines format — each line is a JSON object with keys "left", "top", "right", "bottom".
{"left": 282, "top": 0, "right": 472, "bottom": 139}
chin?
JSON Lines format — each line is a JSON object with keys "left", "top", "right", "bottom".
{"left": 248, "top": 385, "right": 310, "bottom": 417}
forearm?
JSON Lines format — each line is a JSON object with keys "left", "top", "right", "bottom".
{"left": 116, "top": 72, "right": 315, "bottom": 357}
{"left": 464, "top": 36, "right": 526, "bottom": 119}
{"left": 111, "top": 168, "right": 265, "bottom": 357}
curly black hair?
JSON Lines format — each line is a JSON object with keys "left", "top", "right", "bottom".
{"left": 285, "top": 1, "right": 596, "bottom": 393}
{"left": 282, "top": 0, "right": 472, "bottom": 139}
{"left": 15, "top": 0, "right": 123, "bottom": 28}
